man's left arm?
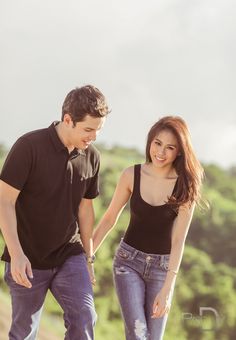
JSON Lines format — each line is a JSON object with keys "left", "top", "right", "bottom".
{"left": 78, "top": 198, "right": 96, "bottom": 284}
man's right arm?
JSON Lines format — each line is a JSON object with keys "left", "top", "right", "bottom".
{"left": 0, "top": 180, "right": 33, "bottom": 288}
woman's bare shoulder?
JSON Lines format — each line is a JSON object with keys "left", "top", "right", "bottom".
{"left": 121, "top": 165, "right": 134, "bottom": 180}
{"left": 120, "top": 165, "right": 136, "bottom": 191}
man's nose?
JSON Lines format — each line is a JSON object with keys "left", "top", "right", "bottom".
{"left": 90, "top": 131, "right": 97, "bottom": 141}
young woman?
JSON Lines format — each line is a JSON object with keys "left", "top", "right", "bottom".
{"left": 93, "top": 116, "right": 204, "bottom": 340}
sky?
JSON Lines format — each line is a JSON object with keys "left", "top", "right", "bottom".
{"left": 0, "top": 0, "right": 236, "bottom": 168}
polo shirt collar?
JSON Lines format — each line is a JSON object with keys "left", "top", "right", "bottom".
{"left": 48, "top": 122, "right": 66, "bottom": 152}
{"left": 48, "top": 122, "right": 86, "bottom": 156}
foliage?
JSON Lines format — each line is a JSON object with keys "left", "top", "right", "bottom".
{"left": 199, "top": 163, "right": 236, "bottom": 266}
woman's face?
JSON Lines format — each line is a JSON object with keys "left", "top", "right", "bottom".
{"left": 149, "top": 129, "right": 180, "bottom": 168}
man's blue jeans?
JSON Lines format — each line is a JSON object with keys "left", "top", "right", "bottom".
{"left": 113, "top": 240, "right": 174, "bottom": 340}
{"left": 4, "top": 254, "right": 97, "bottom": 340}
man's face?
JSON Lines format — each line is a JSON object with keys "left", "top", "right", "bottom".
{"left": 66, "top": 114, "right": 106, "bottom": 150}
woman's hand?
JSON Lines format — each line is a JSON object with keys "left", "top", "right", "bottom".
{"left": 87, "top": 263, "right": 96, "bottom": 286}
{"left": 152, "top": 288, "right": 172, "bottom": 318}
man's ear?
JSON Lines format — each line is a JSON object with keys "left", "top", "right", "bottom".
{"left": 63, "top": 113, "right": 72, "bottom": 125}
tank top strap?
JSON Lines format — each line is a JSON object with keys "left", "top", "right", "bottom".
{"left": 132, "top": 164, "right": 141, "bottom": 196}
{"left": 172, "top": 176, "right": 179, "bottom": 196}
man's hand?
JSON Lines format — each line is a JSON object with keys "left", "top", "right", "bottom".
{"left": 87, "top": 263, "right": 96, "bottom": 286}
{"left": 10, "top": 254, "right": 33, "bottom": 288}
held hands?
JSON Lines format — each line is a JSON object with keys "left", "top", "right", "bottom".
{"left": 10, "top": 253, "right": 33, "bottom": 288}
{"left": 87, "top": 263, "right": 96, "bottom": 286}
{"left": 152, "top": 288, "right": 171, "bottom": 319}
{"left": 86, "top": 254, "right": 96, "bottom": 286}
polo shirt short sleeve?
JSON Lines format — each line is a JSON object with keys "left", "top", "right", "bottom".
{"left": 83, "top": 152, "right": 100, "bottom": 199}
{"left": 0, "top": 137, "right": 32, "bottom": 191}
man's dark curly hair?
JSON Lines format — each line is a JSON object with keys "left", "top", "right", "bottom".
{"left": 62, "top": 85, "right": 110, "bottom": 124}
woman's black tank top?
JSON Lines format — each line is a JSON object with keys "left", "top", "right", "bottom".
{"left": 123, "top": 164, "right": 178, "bottom": 254}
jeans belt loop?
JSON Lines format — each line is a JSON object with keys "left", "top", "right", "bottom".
{"left": 160, "top": 255, "right": 164, "bottom": 266}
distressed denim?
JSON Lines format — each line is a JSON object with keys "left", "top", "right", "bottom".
{"left": 113, "top": 240, "right": 174, "bottom": 340}
{"left": 4, "top": 254, "right": 97, "bottom": 340}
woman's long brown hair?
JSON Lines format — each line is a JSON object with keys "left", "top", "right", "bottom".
{"left": 145, "top": 116, "right": 204, "bottom": 208}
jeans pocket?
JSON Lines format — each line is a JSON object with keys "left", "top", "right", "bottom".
{"left": 115, "top": 247, "right": 133, "bottom": 261}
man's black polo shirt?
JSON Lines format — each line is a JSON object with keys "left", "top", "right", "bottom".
{"left": 0, "top": 122, "right": 100, "bottom": 269}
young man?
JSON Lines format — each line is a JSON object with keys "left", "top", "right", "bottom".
{"left": 0, "top": 85, "right": 109, "bottom": 340}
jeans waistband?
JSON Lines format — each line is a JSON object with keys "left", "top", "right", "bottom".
{"left": 119, "top": 239, "right": 170, "bottom": 265}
